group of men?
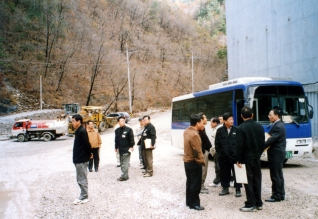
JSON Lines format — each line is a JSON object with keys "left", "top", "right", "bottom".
{"left": 183, "top": 107, "right": 286, "bottom": 212}
{"left": 71, "top": 114, "right": 156, "bottom": 205}
{"left": 115, "top": 115, "right": 156, "bottom": 181}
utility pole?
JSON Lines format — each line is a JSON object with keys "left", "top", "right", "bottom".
{"left": 126, "top": 44, "right": 132, "bottom": 115}
{"left": 40, "top": 76, "right": 42, "bottom": 110}
{"left": 192, "top": 51, "right": 194, "bottom": 93}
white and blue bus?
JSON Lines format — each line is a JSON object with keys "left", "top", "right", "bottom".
{"left": 171, "top": 77, "right": 314, "bottom": 162}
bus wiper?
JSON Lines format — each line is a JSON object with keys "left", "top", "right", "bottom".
{"left": 282, "top": 115, "right": 300, "bottom": 127}
{"left": 290, "top": 117, "right": 300, "bottom": 127}
{"left": 291, "top": 117, "right": 300, "bottom": 127}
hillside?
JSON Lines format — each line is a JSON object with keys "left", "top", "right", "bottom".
{"left": 0, "top": 0, "right": 227, "bottom": 114}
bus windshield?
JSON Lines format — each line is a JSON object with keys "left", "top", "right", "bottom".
{"left": 247, "top": 85, "right": 309, "bottom": 124}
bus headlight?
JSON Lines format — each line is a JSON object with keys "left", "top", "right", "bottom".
{"left": 297, "top": 139, "right": 307, "bottom": 144}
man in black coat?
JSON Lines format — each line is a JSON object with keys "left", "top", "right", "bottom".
{"left": 141, "top": 115, "right": 156, "bottom": 177}
{"left": 215, "top": 112, "right": 242, "bottom": 197}
{"left": 265, "top": 108, "right": 286, "bottom": 202}
{"left": 72, "top": 115, "right": 92, "bottom": 205}
{"left": 115, "top": 116, "right": 135, "bottom": 181}
{"left": 236, "top": 107, "right": 265, "bottom": 212}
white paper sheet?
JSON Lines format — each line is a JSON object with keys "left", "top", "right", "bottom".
{"left": 234, "top": 164, "right": 248, "bottom": 184}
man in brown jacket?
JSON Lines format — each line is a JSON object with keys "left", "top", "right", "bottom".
{"left": 87, "top": 120, "right": 102, "bottom": 172}
{"left": 184, "top": 114, "right": 205, "bottom": 211}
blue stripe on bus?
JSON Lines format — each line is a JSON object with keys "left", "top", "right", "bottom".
{"left": 192, "top": 81, "right": 303, "bottom": 98}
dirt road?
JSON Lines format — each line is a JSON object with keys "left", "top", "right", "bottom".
{"left": 0, "top": 110, "right": 318, "bottom": 218}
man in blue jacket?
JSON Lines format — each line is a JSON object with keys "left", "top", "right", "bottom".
{"left": 115, "top": 116, "right": 135, "bottom": 181}
{"left": 72, "top": 115, "right": 92, "bottom": 205}
{"left": 265, "top": 108, "right": 286, "bottom": 202}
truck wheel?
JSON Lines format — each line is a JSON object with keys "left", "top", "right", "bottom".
{"left": 99, "top": 122, "right": 106, "bottom": 132}
{"left": 43, "top": 133, "right": 52, "bottom": 142}
{"left": 17, "top": 134, "right": 25, "bottom": 142}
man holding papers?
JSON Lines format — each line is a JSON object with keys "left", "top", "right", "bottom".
{"left": 141, "top": 115, "right": 157, "bottom": 177}
{"left": 236, "top": 106, "right": 265, "bottom": 212}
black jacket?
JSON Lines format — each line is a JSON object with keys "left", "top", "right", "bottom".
{"left": 215, "top": 125, "right": 237, "bottom": 163}
{"left": 199, "top": 128, "right": 212, "bottom": 152}
{"left": 265, "top": 120, "right": 286, "bottom": 163}
{"left": 115, "top": 126, "right": 135, "bottom": 155}
{"left": 73, "top": 125, "right": 91, "bottom": 164}
{"left": 236, "top": 119, "right": 265, "bottom": 163}
{"left": 140, "top": 123, "right": 156, "bottom": 149}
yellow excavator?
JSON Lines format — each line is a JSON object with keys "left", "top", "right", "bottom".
{"left": 63, "top": 104, "right": 117, "bottom": 134}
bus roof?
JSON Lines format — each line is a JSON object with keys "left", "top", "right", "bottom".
{"left": 172, "top": 77, "right": 303, "bottom": 102}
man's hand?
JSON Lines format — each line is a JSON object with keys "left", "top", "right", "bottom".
{"left": 115, "top": 149, "right": 118, "bottom": 153}
{"left": 236, "top": 162, "right": 242, "bottom": 168}
{"left": 149, "top": 146, "right": 155, "bottom": 149}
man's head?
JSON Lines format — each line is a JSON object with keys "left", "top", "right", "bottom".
{"left": 223, "top": 112, "right": 234, "bottom": 129}
{"left": 241, "top": 106, "right": 253, "bottom": 120}
{"left": 138, "top": 117, "right": 144, "bottom": 126}
{"left": 218, "top": 115, "right": 224, "bottom": 124}
{"left": 87, "top": 120, "right": 94, "bottom": 130}
{"left": 143, "top": 115, "right": 151, "bottom": 125}
{"left": 190, "top": 114, "right": 205, "bottom": 131}
{"left": 117, "top": 116, "right": 126, "bottom": 127}
{"left": 72, "top": 115, "right": 83, "bottom": 129}
{"left": 198, "top": 112, "right": 207, "bottom": 125}
{"left": 210, "top": 117, "right": 220, "bottom": 128}
{"left": 268, "top": 109, "right": 280, "bottom": 123}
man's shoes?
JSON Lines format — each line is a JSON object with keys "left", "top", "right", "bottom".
{"left": 189, "top": 206, "right": 204, "bottom": 211}
{"left": 117, "top": 177, "right": 128, "bottom": 181}
{"left": 140, "top": 167, "right": 146, "bottom": 169}
{"left": 200, "top": 187, "right": 209, "bottom": 194}
{"left": 219, "top": 188, "right": 229, "bottom": 196}
{"left": 239, "top": 206, "right": 257, "bottom": 212}
{"left": 95, "top": 169, "right": 98, "bottom": 172}
{"left": 256, "top": 205, "right": 263, "bottom": 210}
{"left": 235, "top": 188, "right": 242, "bottom": 197}
{"left": 265, "top": 198, "right": 281, "bottom": 202}
{"left": 143, "top": 173, "right": 152, "bottom": 177}
{"left": 116, "top": 164, "right": 121, "bottom": 167}
{"left": 73, "top": 198, "right": 89, "bottom": 205}
{"left": 89, "top": 169, "right": 92, "bottom": 172}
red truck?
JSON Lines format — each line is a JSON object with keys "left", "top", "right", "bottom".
{"left": 11, "top": 119, "right": 67, "bottom": 142}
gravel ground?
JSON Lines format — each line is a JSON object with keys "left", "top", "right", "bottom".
{"left": 1, "top": 110, "right": 318, "bottom": 218}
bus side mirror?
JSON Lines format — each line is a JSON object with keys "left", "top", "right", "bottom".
{"left": 309, "top": 110, "right": 314, "bottom": 119}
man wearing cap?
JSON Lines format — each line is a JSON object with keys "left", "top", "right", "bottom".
{"left": 135, "top": 118, "right": 145, "bottom": 167}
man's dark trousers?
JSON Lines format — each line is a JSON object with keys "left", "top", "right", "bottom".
{"left": 269, "top": 161, "right": 285, "bottom": 200}
{"left": 244, "top": 159, "right": 262, "bottom": 207}
{"left": 184, "top": 161, "right": 202, "bottom": 207}
{"left": 219, "top": 156, "right": 242, "bottom": 188}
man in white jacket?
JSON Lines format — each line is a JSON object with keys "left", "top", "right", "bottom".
{"left": 209, "top": 117, "right": 223, "bottom": 187}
